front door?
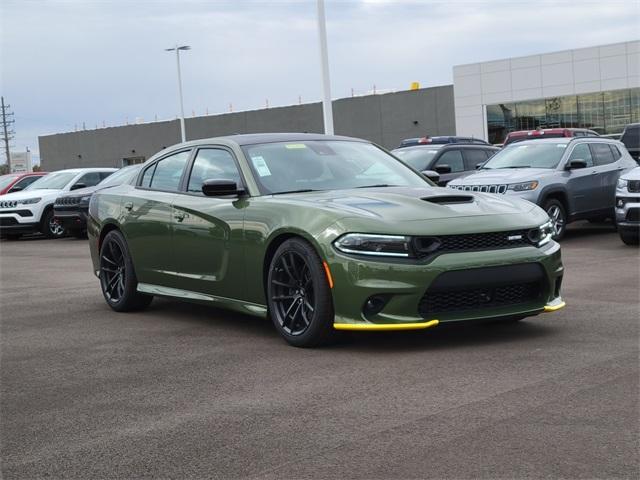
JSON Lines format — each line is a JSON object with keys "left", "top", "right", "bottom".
{"left": 433, "top": 149, "right": 466, "bottom": 185}
{"left": 171, "top": 147, "right": 247, "bottom": 299}
{"left": 564, "top": 143, "right": 599, "bottom": 215}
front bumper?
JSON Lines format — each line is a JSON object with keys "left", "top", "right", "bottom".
{"left": 615, "top": 192, "right": 640, "bottom": 229}
{"left": 0, "top": 218, "right": 40, "bottom": 234}
{"left": 323, "top": 241, "right": 564, "bottom": 329}
{"left": 54, "top": 207, "right": 88, "bottom": 231}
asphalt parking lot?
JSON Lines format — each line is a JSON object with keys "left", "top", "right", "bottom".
{"left": 1, "top": 223, "right": 638, "bottom": 479}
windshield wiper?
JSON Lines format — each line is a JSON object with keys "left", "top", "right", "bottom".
{"left": 356, "top": 184, "right": 398, "bottom": 188}
{"left": 271, "top": 189, "right": 320, "bottom": 195}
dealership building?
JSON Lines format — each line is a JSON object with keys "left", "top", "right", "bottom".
{"left": 39, "top": 40, "right": 639, "bottom": 171}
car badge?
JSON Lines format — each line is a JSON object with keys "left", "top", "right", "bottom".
{"left": 507, "top": 234, "right": 523, "bottom": 241}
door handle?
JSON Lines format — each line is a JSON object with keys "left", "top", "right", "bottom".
{"left": 173, "top": 211, "right": 187, "bottom": 221}
{"left": 124, "top": 201, "right": 133, "bottom": 211}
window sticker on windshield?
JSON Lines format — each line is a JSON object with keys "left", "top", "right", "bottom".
{"left": 251, "top": 156, "right": 272, "bottom": 177}
{"left": 285, "top": 143, "right": 307, "bottom": 149}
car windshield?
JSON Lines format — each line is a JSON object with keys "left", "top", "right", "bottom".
{"left": 98, "top": 165, "right": 140, "bottom": 188}
{"left": 0, "top": 174, "right": 20, "bottom": 190}
{"left": 482, "top": 143, "right": 568, "bottom": 169}
{"left": 242, "top": 140, "right": 431, "bottom": 194}
{"left": 392, "top": 146, "right": 443, "bottom": 170}
{"left": 25, "top": 171, "right": 77, "bottom": 190}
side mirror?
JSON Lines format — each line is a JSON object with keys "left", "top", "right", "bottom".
{"left": 475, "top": 162, "right": 486, "bottom": 169}
{"left": 434, "top": 164, "right": 452, "bottom": 174}
{"left": 8, "top": 186, "right": 23, "bottom": 193}
{"left": 566, "top": 159, "right": 587, "bottom": 170}
{"left": 421, "top": 170, "right": 440, "bottom": 184}
{"left": 202, "top": 179, "right": 245, "bottom": 197}
{"left": 70, "top": 183, "right": 86, "bottom": 191}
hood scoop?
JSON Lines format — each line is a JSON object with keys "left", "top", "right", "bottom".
{"left": 422, "top": 195, "right": 474, "bottom": 205}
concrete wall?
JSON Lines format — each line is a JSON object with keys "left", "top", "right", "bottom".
{"left": 453, "top": 40, "right": 640, "bottom": 140}
{"left": 39, "top": 85, "right": 454, "bottom": 171}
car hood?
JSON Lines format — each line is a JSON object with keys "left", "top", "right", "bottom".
{"left": 448, "top": 168, "right": 556, "bottom": 185}
{"left": 0, "top": 188, "right": 63, "bottom": 201}
{"left": 621, "top": 166, "right": 640, "bottom": 181}
{"left": 269, "top": 186, "right": 538, "bottom": 222}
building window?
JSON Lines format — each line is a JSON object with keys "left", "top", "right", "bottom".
{"left": 485, "top": 88, "right": 640, "bottom": 144}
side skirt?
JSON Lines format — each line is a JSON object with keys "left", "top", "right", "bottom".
{"left": 137, "top": 282, "right": 268, "bottom": 317}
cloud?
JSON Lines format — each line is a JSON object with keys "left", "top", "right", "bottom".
{"left": 1, "top": 0, "right": 638, "bottom": 157}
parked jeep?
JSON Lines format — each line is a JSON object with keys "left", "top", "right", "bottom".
{"left": 615, "top": 166, "right": 640, "bottom": 245}
{"left": 448, "top": 137, "right": 637, "bottom": 240}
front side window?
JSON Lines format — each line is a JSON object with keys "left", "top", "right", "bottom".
{"left": 141, "top": 150, "right": 191, "bottom": 191}
{"left": 568, "top": 143, "right": 594, "bottom": 167}
{"left": 435, "top": 150, "right": 464, "bottom": 172}
{"left": 13, "top": 176, "right": 42, "bottom": 190}
{"left": 243, "top": 140, "right": 430, "bottom": 195}
{"left": 25, "top": 171, "right": 77, "bottom": 190}
{"left": 75, "top": 172, "right": 103, "bottom": 188}
{"left": 463, "top": 149, "right": 490, "bottom": 170}
{"left": 187, "top": 149, "right": 242, "bottom": 194}
{"left": 482, "top": 142, "right": 568, "bottom": 169}
{"left": 590, "top": 143, "right": 615, "bottom": 166}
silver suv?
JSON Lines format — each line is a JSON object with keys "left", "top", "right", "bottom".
{"left": 616, "top": 166, "right": 640, "bottom": 245}
{"left": 448, "top": 137, "right": 637, "bottom": 239}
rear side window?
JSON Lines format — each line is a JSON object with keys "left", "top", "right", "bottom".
{"left": 463, "top": 149, "right": 489, "bottom": 170}
{"left": 141, "top": 150, "right": 191, "bottom": 191}
{"left": 568, "top": 144, "right": 594, "bottom": 168}
{"left": 435, "top": 150, "right": 464, "bottom": 173}
{"left": 609, "top": 145, "right": 622, "bottom": 160}
{"left": 187, "top": 149, "right": 242, "bottom": 194}
{"left": 590, "top": 143, "right": 615, "bottom": 166}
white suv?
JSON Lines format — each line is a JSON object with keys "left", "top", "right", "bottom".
{"left": 0, "top": 168, "right": 117, "bottom": 239}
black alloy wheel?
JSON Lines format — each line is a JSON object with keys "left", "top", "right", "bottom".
{"left": 99, "top": 230, "right": 153, "bottom": 311}
{"left": 41, "top": 209, "right": 65, "bottom": 238}
{"left": 267, "top": 238, "right": 335, "bottom": 347}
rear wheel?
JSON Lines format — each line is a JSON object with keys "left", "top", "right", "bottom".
{"left": 267, "top": 238, "right": 335, "bottom": 347}
{"left": 40, "top": 209, "right": 65, "bottom": 238}
{"left": 544, "top": 199, "right": 566, "bottom": 241}
{"left": 99, "top": 230, "right": 153, "bottom": 311}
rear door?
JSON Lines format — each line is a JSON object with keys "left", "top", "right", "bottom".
{"left": 589, "top": 143, "right": 618, "bottom": 214}
{"left": 171, "top": 147, "right": 247, "bottom": 299}
{"left": 121, "top": 149, "right": 191, "bottom": 287}
{"left": 432, "top": 149, "right": 466, "bottom": 185}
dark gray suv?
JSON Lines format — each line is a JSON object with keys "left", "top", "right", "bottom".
{"left": 448, "top": 137, "right": 637, "bottom": 239}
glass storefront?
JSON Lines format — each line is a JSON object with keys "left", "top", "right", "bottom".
{"left": 486, "top": 88, "right": 640, "bottom": 144}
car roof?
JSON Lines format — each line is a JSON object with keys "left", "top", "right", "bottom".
{"left": 505, "top": 137, "right": 618, "bottom": 146}
{"left": 51, "top": 167, "right": 118, "bottom": 173}
{"left": 179, "top": 132, "right": 365, "bottom": 147}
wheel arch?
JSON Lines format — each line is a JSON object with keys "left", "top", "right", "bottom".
{"left": 98, "top": 222, "right": 121, "bottom": 250}
{"left": 540, "top": 187, "right": 571, "bottom": 217}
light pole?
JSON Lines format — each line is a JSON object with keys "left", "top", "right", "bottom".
{"left": 165, "top": 45, "right": 191, "bottom": 142}
{"left": 316, "top": 0, "right": 334, "bottom": 135}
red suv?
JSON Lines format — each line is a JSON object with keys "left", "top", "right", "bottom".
{"left": 0, "top": 172, "right": 48, "bottom": 195}
{"left": 504, "top": 128, "right": 599, "bottom": 146}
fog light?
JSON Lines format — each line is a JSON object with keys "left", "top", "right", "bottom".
{"left": 617, "top": 198, "right": 625, "bottom": 208}
{"left": 363, "top": 295, "right": 391, "bottom": 318}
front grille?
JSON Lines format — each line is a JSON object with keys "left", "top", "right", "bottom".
{"left": 449, "top": 184, "right": 508, "bottom": 194}
{"left": 418, "top": 263, "right": 545, "bottom": 317}
{"left": 626, "top": 208, "right": 640, "bottom": 222}
{"left": 628, "top": 180, "right": 640, "bottom": 193}
{"left": 414, "top": 230, "right": 533, "bottom": 258}
{"left": 55, "top": 196, "right": 80, "bottom": 206}
{"left": 419, "top": 282, "right": 542, "bottom": 315}
{"left": 0, "top": 200, "right": 18, "bottom": 209}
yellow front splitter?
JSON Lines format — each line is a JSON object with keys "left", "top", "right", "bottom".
{"left": 334, "top": 319, "right": 439, "bottom": 331}
{"left": 543, "top": 300, "right": 566, "bottom": 312}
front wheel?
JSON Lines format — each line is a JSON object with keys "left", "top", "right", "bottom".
{"left": 544, "top": 199, "right": 567, "bottom": 241}
{"left": 267, "top": 238, "right": 335, "bottom": 347}
{"left": 41, "top": 210, "right": 65, "bottom": 238}
{"left": 619, "top": 229, "right": 639, "bottom": 246}
{"left": 99, "top": 230, "right": 153, "bottom": 311}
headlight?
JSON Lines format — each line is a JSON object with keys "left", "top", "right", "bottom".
{"left": 527, "top": 220, "right": 554, "bottom": 247}
{"left": 18, "top": 197, "right": 41, "bottom": 205}
{"left": 79, "top": 195, "right": 92, "bottom": 204}
{"left": 617, "top": 178, "right": 628, "bottom": 190}
{"left": 333, "top": 233, "right": 412, "bottom": 258}
{"left": 508, "top": 181, "right": 538, "bottom": 192}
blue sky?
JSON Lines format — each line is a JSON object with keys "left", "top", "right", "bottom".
{"left": 1, "top": 0, "right": 639, "bottom": 163}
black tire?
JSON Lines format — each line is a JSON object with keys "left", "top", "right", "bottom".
{"left": 99, "top": 230, "right": 153, "bottom": 311}
{"left": 267, "top": 238, "right": 335, "bottom": 347}
{"left": 40, "top": 209, "right": 65, "bottom": 238}
{"left": 619, "top": 229, "right": 640, "bottom": 246}
{"left": 70, "top": 229, "right": 87, "bottom": 239}
{"left": 543, "top": 199, "right": 567, "bottom": 241}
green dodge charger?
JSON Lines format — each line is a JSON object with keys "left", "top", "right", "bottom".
{"left": 88, "top": 133, "right": 565, "bottom": 347}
